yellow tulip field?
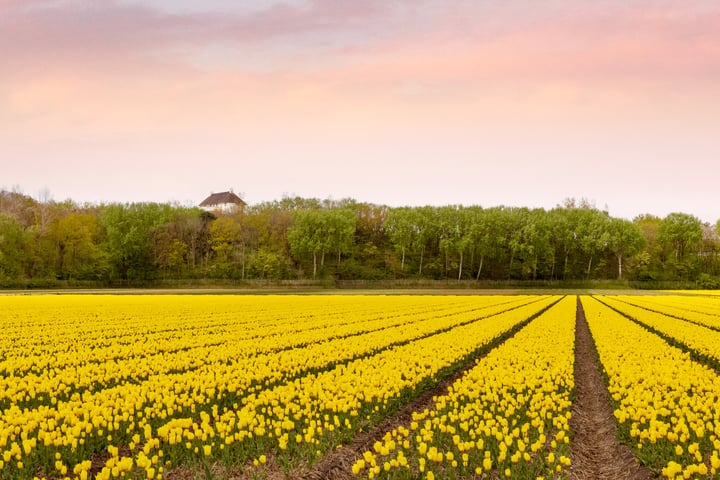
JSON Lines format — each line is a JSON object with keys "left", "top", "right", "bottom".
{"left": 584, "top": 296, "right": 720, "bottom": 480}
{"left": 2, "top": 292, "right": 720, "bottom": 479}
{"left": 352, "top": 295, "right": 576, "bottom": 480}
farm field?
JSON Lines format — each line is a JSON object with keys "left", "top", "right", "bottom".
{"left": 1, "top": 293, "right": 720, "bottom": 479}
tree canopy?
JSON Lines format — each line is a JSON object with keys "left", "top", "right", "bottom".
{"left": 0, "top": 189, "right": 718, "bottom": 287}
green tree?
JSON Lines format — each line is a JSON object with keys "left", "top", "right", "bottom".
{"left": 633, "top": 214, "right": 663, "bottom": 280}
{"left": 99, "top": 203, "right": 175, "bottom": 282}
{"left": 48, "top": 213, "right": 107, "bottom": 280}
{"left": 150, "top": 206, "right": 207, "bottom": 278}
{"left": 326, "top": 208, "right": 356, "bottom": 266}
{"left": 607, "top": 218, "right": 645, "bottom": 279}
{"left": 470, "top": 207, "right": 506, "bottom": 280}
{"left": 575, "top": 209, "right": 610, "bottom": 279}
{"left": 698, "top": 223, "right": 720, "bottom": 276}
{"left": 517, "top": 209, "right": 551, "bottom": 280}
{"left": 429, "top": 205, "right": 475, "bottom": 279}
{"left": 497, "top": 207, "right": 529, "bottom": 280}
{"left": 288, "top": 208, "right": 356, "bottom": 280}
{"left": 658, "top": 213, "right": 703, "bottom": 263}
{"left": 435, "top": 206, "right": 464, "bottom": 279}
{"left": 0, "top": 214, "right": 26, "bottom": 282}
{"left": 657, "top": 212, "right": 703, "bottom": 279}
{"left": 209, "top": 217, "right": 240, "bottom": 261}
{"left": 455, "top": 207, "right": 477, "bottom": 280}
{"left": 386, "top": 207, "right": 417, "bottom": 274}
{"left": 347, "top": 202, "right": 388, "bottom": 279}
{"left": 412, "top": 206, "right": 438, "bottom": 277}
{"left": 548, "top": 208, "right": 576, "bottom": 280}
{"left": 208, "top": 217, "right": 242, "bottom": 278}
{"left": 550, "top": 204, "right": 609, "bottom": 280}
{"left": 167, "top": 238, "right": 189, "bottom": 278}
{"left": 249, "top": 247, "right": 291, "bottom": 279}
{"left": 288, "top": 210, "right": 326, "bottom": 280}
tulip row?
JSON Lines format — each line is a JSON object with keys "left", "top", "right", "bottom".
{"left": 599, "top": 296, "right": 720, "bottom": 366}
{"left": 0, "top": 295, "right": 532, "bottom": 412}
{"left": 606, "top": 295, "right": 720, "bottom": 330}
{"left": 352, "top": 295, "right": 576, "bottom": 480}
{"left": 0, "top": 295, "right": 553, "bottom": 480}
{"left": 143, "top": 296, "right": 559, "bottom": 480}
{"left": 0, "top": 295, "right": 482, "bottom": 374}
{"left": 582, "top": 296, "right": 720, "bottom": 480}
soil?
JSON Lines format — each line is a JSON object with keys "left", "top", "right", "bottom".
{"left": 569, "top": 297, "right": 655, "bottom": 480}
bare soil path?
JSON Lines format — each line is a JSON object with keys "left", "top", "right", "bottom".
{"left": 569, "top": 297, "right": 655, "bottom": 480}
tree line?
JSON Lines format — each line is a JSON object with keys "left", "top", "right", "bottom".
{"left": 0, "top": 190, "right": 718, "bottom": 288}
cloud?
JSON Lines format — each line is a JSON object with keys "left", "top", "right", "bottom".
{"left": 2, "top": 0, "right": 720, "bottom": 146}
{"left": 2, "top": 0, "right": 719, "bottom": 82}
{"left": 0, "top": 0, "right": 391, "bottom": 67}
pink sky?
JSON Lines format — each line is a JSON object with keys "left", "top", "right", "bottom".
{"left": 1, "top": 0, "right": 719, "bottom": 222}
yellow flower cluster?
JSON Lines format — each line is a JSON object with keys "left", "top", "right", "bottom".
{"left": 606, "top": 295, "right": 720, "bottom": 331}
{"left": 601, "top": 296, "right": 720, "bottom": 364}
{"left": 582, "top": 296, "right": 720, "bottom": 480}
{"left": 0, "top": 294, "right": 535, "bottom": 411}
{"left": 668, "top": 291, "right": 720, "bottom": 297}
{"left": 0, "top": 294, "right": 552, "bottom": 480}
{"left": 147, "top": 296, "right": 559, "bottom": 471}
{"left": 352, "top": 295, "right": 576, "bottom": 479}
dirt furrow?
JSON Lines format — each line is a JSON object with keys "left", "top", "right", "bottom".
{"left": 569, "top": 297, "right": 654, "bottom": 480}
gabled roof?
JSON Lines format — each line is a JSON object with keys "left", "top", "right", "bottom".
{"left": 199, "top": 191, "right": 246, "bottom": 207}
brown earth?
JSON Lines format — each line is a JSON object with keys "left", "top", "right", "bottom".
{"left": 569, "top": 297, "right": 655, "bottom": 480}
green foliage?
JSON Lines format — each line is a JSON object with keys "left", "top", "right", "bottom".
{"left": 99, "top": 203, "right": 175, "bottom": 282}
{"left": 248, "top": 247, "right": 293, "bottom": 280}
{"left": 607, "top": 218, "right": 644, "bottom": 279}
{"left": 209, "top": 217, "right": 240, "bottom": 261}
{"left": 658, "top": 212, "right": 703, "bottom": 261}
{"left": 696, "top": 273, "right": 720, "bottom": 289}
{"left": 386, "top": 207, "right": 417, "bottom": 273}
{"left": 48, "top": 213, "right": 108, "bottom": 280}
{"left": 656, "top": 212, "right": 703, "bottom": 279}
{"left": 288, "top": 209, "right": 326, "bottom": 279}
{"left": 0, "top": 214, "right": 25, "bottom": 281}
{"left": 287, "top": 208, "right": 356, "bottom": 279}
{"left": 1, "top": 188, "right": 719, "bottom": 287}
{"left": 167, "top": 239, "right": 189, "bottom": 277}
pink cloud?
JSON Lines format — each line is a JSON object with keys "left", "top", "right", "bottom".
{"left": 0, "top": 0, "right": 392, "bottom": 65}
{"left": 2, "top": 0, "right": 720, "bottom": 148}
{"left": 2, "top": 0, "right": 718, "bottom": 83}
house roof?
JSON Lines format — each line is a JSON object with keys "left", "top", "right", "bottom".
{"left": 199, "top": 191, "right": 246, "bottom": 207}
